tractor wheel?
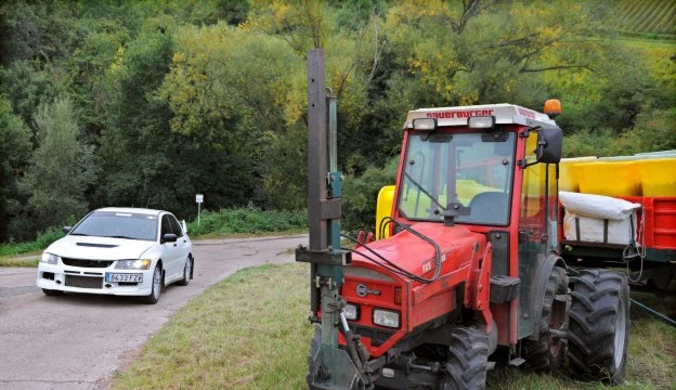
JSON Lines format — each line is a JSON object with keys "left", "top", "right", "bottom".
{"left": 306, "top": 324, "right": 321, "bottom": 389}
{"left": 442, "top": 326, "right": 489, "bottom": 390}
{"left": 567, "top": 269, "right": 630, "bottom": 384}
{"left": 522, "top": 266, "right": 568, "bottom": 372}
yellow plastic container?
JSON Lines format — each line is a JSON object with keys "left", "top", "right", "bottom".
{"left": 638, "top": 158, "right": 676, "bottom": 196}
{"left": 376, "top": 185, "right": 396, "bottom": 239}
{"left": 577, "top": 161, "right": 641, "bottom": 197}
{"left": 559, "top": 157, "right": 597, "bottom": 192}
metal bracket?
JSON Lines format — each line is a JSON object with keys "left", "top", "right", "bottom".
{"left": 296, "top": 246, "right": 352, "bottom": 266}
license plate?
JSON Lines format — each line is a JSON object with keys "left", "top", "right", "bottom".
{"left": 106, "top": 273, "right": 143, "bottom": 283}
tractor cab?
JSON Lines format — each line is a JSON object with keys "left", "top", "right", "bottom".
{"left": 378, "top": 103, "right": 564, "bottom": 347}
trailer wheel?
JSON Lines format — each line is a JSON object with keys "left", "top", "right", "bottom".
{"left": 567, "top": 269, "right": 630, "bottom": 384}
{"left": 442, "top": 326, "right": 489, "bottom": 390}
{"left": 522, "top": 266, "right": 568, "bottom": 372}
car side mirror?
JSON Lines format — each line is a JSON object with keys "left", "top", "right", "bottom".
{"left": 63, "top": 226, "right": 72, "bottom": 234}
{"left": 536, "top": 128, "right": 563, "bottom": 164}
{"left": 162, "top": 233, "right": 178, "bottom": 243}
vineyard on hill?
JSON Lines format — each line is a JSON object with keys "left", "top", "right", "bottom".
{"left": 615, "top": 0, "right": 676, "bottom": 37}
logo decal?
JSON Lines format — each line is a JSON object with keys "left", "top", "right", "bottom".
{"left": 356, "top": 283, "right": 381, "bottom": 297}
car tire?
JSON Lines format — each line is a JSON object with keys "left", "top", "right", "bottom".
{"left": 141, "top": 265, "right": 162, "bottom": 304}
{"left": 42, "top": 288, "right": 64, "bottom": 297}
{"left": 177, "top": 256, "right": 192, "bottom": 286}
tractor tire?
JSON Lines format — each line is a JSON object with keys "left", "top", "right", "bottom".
{"left": 442, "top": 326, "right": 489, "bottom": 390}
{"left": 522, "top": 266, "right": 568, "bottom": 372}
{"left": 567, "top": 269, "right": 630, "bottom": 384}
{"left": 306, "top": 324, "right": 321, "bottom": 389}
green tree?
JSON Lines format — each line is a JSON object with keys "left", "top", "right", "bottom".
{"left": 19, "top": 97, "right": 98, "bottom": 234}
{"left": 0, "top": 96, "right": 32, "bottom": 241}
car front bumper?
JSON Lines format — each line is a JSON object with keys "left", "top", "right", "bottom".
{"left": 36, "top": 262, "right": 154, "bottom": 296}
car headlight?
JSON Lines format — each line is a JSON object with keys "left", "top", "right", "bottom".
{"left": 115, "top": 259, "right": 152, "bottom": 270}
{"left": 40, "top": 252, "right": 60, "bottom": 265}
{"left": 343, "top": 304, "right": 359, "bottom": 321}
{"left": 373, "top": 309, "right": 400, "bottom": 328}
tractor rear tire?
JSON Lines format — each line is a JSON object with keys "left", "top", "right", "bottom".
{"left": 442, "top": 326, "right": 489, "bottom": 390}
{"left": 306, "top": 325, "right": 321, "bottom": 389}
{"left": 567, "top": 269, "right": 630, "bottom": 384}
{"left": 522, "top": 265, "right": 568, "bottom": 372}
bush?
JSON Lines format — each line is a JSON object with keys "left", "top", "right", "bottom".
{"left": 0, "top": 226, "right": 66, "bottom": 256}
{"left": 342, "top": 158, "right": 398, "bottom": 232}
{"left": 186, "top": 207, "right": 308, "bottom": 237}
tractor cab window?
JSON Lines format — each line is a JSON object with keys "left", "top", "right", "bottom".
{"left": 398, "top": 130, "right": 516, "bottom": 226}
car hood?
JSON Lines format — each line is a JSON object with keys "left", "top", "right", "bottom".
{"left": 46, "top": 235, "right": 156, "bottom": 260}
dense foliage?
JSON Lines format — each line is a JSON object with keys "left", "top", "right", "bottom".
{"left": 0, "top": 0, "right": 674, "bottom": 241}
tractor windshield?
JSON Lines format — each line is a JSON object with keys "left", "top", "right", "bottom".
{"left": 398, "top": 131, "right": 516, "bottom": 226}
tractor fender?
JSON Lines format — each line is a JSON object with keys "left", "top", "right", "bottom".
{"left": 527, "top": 253, "right": 566, "bottom": 340}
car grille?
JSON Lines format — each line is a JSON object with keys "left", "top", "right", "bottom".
{"left": 65, "top": 275, "right": 103, "bottom": 289}
{"left": 61, "top": 258, "right": 114, "bottom": 268}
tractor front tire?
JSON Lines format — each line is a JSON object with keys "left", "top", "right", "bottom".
{"left": 522, "top": 265, "right": 568, "bottom": 372}
{"left": 442, "top": 326, "right": 489, "bottom": 390}
{"left": 567, "top": 269, "right": 630, "bottom": 384}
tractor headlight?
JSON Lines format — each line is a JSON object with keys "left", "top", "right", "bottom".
{"left": 115, "top": 259, "right": 152, "bottom": 270}
{"left": 373, "top": 309, "right": 400, "bottom": 329}
{"left": 343, "top": 304, "right": 359, "bottom": 321}
{"left": 40, "top": 252, "right": 60, "bottom": 265}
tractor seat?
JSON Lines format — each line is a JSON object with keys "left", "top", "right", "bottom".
{"left": 465, "top": 191, "right": 509, "bottom": 225}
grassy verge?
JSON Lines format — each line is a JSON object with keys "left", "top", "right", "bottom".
{"left": 112, "top": 264, "right": 676, "bottom": 390}
{"left": 186, "top": 208, "right": 307, "bottom": 237}
{"left": 0, "top": 257, "right": 39, "bottom": 267}
{"left": 113, "top": 263, "right": 313, "bottom": 390}
{"left": 0, "top": 226, "right": 65, "bottom": 257}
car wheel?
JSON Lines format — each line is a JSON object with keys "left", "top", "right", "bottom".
{"left": 177, "top": 256, "right": 192, "bottom": 286}
{"left": 141, "top": 265, "right": 162, "bottom": 304}
{"left": 42, "top": 288, "right": 64, "bottom": 297}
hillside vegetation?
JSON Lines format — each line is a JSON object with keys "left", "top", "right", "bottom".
{"left": 615, "top": 0, "right": 676, "bottom": 37}
{"left": 0, "top": 0, "right": 674, "bottom": 240}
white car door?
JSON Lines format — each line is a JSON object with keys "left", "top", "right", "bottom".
{"left": 160, "top": 214, "right": 182, "bottom": 280}
{"left": 168, "top": 214, "right": 190, "bottom": 282}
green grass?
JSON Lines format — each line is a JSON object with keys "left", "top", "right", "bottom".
{"left": 112, "top": 263, "right": 676, "bottom": 390}
{"left": 112, "top": 263, "right": 313, "bottom": 390}
{"left": 0, "top": 257, "right": 39, "bottom": 267}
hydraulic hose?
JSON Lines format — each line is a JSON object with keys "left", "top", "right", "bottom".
{"left": 342, "top": 217, "right": 443, "bottom": 284}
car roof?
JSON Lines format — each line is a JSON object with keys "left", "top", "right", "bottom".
{"left": 95, "top": 207, "right": 166, "bottom": 216}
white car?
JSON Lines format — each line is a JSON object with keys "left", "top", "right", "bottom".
{"left": 36, "top": 207, "right": 194, "bottom": 304}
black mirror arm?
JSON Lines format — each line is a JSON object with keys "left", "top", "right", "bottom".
{"left": 518, "top": 126, "right": 544, "bottom": 169}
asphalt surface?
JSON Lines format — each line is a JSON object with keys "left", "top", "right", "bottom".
{"left": 0, "top": 235, "right": 307, "bottom": 390}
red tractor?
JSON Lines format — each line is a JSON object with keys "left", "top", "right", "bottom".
{"left": 297, "top": 49, "right": 629, "bottom": 390}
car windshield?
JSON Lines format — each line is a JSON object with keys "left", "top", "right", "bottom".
{"left": 70, "top": 211, "right": 158, "bottom": 241}
{"left": 398, "top": 130, "right": 516, "bottom": 226}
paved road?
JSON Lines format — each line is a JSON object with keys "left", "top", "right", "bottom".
{"left": 0, "top": 235, "right": 307, "bottom": 390}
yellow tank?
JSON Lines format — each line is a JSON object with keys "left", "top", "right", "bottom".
{"left": 559, "top": 157, "right": 597, "bottom": 192}
{"left": 376, "top": 185, "right": 396, "bottom": 239}
{"left": 577, "top": 161, "right": 642, "bottom": 197}
{"left": 638, "top": 158, "right": 676, "bottom": 196}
